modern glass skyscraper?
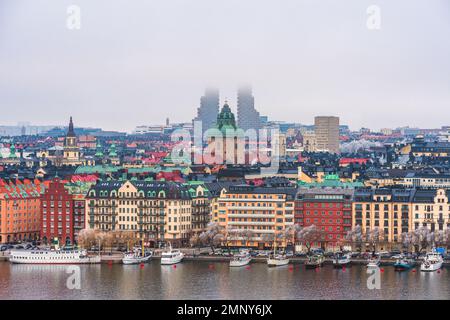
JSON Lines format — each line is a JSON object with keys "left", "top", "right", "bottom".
{"left": 193, "top": 88, "right": 220, "bottom": 133}
{"left": 237, "top": 85, "right": 261, "bottom": 132}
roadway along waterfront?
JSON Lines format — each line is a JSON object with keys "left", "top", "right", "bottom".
{"left": 0, "top": 259, "right": 449, "bottom": 299}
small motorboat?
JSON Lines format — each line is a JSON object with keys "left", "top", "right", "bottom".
{"left": 122, "top": 249, "right": 152, "bottom": 265}
{"left": 393, "top": 255, "right": 415, "bottom": 271}
{"left": 267, "top": 254, "right": 290, "bottom": 267}
{"left": 230, "top": 250, "right": 252, "bottom": 267}
{"left": 161, "top": 243, "right": 184, "bottom": 265}
{"left": 305, "top": 254, "right": 325, "bottom": 269}
{"left": 420, "top": 249, "right": 443, "bottom": 272}
{"left": 332, "top": 252, "right": 351, "bottom": 268}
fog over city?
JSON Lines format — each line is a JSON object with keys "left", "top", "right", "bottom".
{"left": 0, "top": 0, "right": 449, "bottom": 132}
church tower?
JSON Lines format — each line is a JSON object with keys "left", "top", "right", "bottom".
{"left": 63, "top": 117, "right": 80, "bottom": 163}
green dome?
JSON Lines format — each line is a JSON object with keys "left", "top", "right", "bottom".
{"left": 9, "top": 144, "right": 17, "bottom": 158}
{"left": 108, "top": 144, "right": 118, "bottom": 157}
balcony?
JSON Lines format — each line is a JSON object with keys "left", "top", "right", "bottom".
{"left": 228, "top": 214, "right": 275, "bottom": 218}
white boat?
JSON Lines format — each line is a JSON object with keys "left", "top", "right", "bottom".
{"left": 267, "top": 254, "right": 290, "bottom": 267}
{"left": 366, "top": 255, "right": 380, "bottom": 268}
{"left": 332, "top": 252, "right": 351, "bottom": 268}
{"left": 420, "top": 250, "right": 443, "bottom": 272}
{"left": 160, "top": 243, "right": 184, "bottom": 265}
{"left": 9, "top": 249, "right": 101, "bottom": 264}
{"left": 230, "top": 250, "right": 252, "bottom": 267}
{"left": 122, "top": 249, "right": 153, "bottom": 265}
{"left": 305, "top": 254, "right": 325, "bottom": 269}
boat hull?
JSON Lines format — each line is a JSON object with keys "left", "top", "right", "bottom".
{"left": 267, "top": 258, "right": 289, "bottom": 267}
{"left": 161, "top": 255, "right": 184, "bottom": 265}
{"left": 394, "top": 263, "right": 413, "bottom": 271}
{"left": 230, "top": 258, "right": 251, "bottom": 267}
{"left": 122, "top": 255, "right": 152, "bottom": 265}
{"left": 420, "top": 261, "right": 442, "bottom": 272}
{"left": 9, "top": 250, "right": 101, "bottom": 264}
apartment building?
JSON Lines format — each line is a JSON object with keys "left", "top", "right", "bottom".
{"left": 212, "top": 185, "right": 296, "bottom": 249}
{"left": 0, "top": 179, "right": 44, "bottom": 244}
{"left": 86, "top": 180, "right": 192, "bottom": 247}
{"left": 353, "top": 189, "right": 414, "bottom": 244}
{"left": 295, "top": 187, "right": 353, "bottom": 250}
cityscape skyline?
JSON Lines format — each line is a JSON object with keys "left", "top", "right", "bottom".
{"left": 1, "top": 0, "right": 450, "bottom": 132}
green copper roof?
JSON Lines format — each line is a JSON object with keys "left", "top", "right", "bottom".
{"left": 75, "top": 165, "right": 120, "bottom": 174}
{"left": 9, "top": 144, "right": 17, "bottom": 158}
{"left": 298, "top": 174, "right": 364, "bottom": 188}
{"left": 95, "top": 141, "right": 104, "bottom": 157}
{"left": 216, "top": 102, "right": 237, "bottom": 133}
{"left": 108, "top": 143, "right": 117, "bottom": 157}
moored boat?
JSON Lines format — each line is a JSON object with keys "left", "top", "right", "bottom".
{"left": 305, "top": 254, "right": 325, "bottom": 269}
{"left": 230, "top": 250, "right": 252, "bottom": 267}
{"left": 122, "top": 248, "right": 153, "bottom": 265}
{"left": 9, "top": 248, "right": 101, "bottom": 264}
{"left": 420, "top": 249, "right": 443, "bottom": 272}
{"left": 160, "top": 243, "right": 184, "bottom": 265}
{"left": 267, "top": 254, "right": 290, "bottom": 267}
{"left": 332, "top": 252, "right": 351, "bottom": 268}
{"left": 393, "top": 255, "right": 415, "bottom": 271}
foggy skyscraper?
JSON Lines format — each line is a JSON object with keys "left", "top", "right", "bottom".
{"left": 193, "top": 88, "right": 220, "bottom": 133}
{"left": 237, "top": 85, "right": 261, "bottom": 132}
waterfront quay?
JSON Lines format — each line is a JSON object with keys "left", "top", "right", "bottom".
{"left": 3, "top": 250, "right": 449, "bottom": 267}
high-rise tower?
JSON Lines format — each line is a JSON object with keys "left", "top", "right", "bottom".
{"left": 193, "top": 88, "right": 220, "bottom": 133}
{"left": 237, "top": 85, "right": 261, "bottom": 132}
{"left": 314, "top": 116, "right": 340, "bottom": 154}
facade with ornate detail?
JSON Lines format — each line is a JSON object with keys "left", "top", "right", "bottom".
{"left": 85, "top": 180, "right": 193, "bottom": 247}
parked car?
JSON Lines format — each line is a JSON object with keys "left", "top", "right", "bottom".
{"left": 391, "top": 254, "right": 403, "bottom": 259}
{"left": 0, "top": 245, "right": 8, "bottom": 251}
{"left": 14, "top": 245, "right": 24, "bottom": 250}
{"left": 377, "top": 251, "right": 391, "bottom": 258}
{"left": 24, "top": 244, "right": 33, "bottom": 250}
{"left": 295, "top": 252, "right": 307, "bottom": 257}
{"left": 285, "top": 251, "right": 294, "bottom": 258}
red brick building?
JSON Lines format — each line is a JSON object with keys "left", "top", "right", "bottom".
{"left": 41, "top": 178, "right": 74, "bottom": 245}
{"left": 295, "top": 188, "right": 353, "bottom": 250}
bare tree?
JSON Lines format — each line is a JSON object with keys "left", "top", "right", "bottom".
{"left": 78, "top": 229, "right": 96, "bottom": 249}
{"left": 446, "top": 227, "right": 450, "bottom": 249}
{"left": 261, "top": 233, "right": 275, "bottom": 249}
{"left": 189, "top": 233, "right": 201, "bottom": 248}
{"left": 365, "top": 227, "right": 383, "bottom": 252}
{"left": 400, "top": 232, "right": 412, "bottom": 252}
{"left": 434, "top": 230, "right": 445, "bottom": 248}
{"left": 345, "top": 225, "right": 363, "bottom": 252}
{"left": 295, "top": 225, "right": 322, "bottom": 254}
{"left": 198, "top": 222, "right": 225, "bottom": 251}
{"left": 410, "top": 227, "right": 432, "bottom": 253}
{"left": 240, "top": 229, "right": 254, "bottom": 248}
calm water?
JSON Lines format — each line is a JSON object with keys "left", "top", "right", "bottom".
{"left": 0, "top": 261, "right": 449, "bottom": 300}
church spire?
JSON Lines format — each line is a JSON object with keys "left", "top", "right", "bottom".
{"left": 67, "top": 116, "right": 75, "bottom": 137}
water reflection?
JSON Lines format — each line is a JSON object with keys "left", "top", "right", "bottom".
{"left": 0, "top": 262, "right": 448, "bottom": 300}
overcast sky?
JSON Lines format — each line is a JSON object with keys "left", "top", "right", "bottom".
{"left": 0, "top": 0, "right": 449, "bottom": 132}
